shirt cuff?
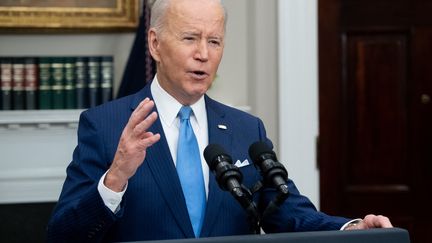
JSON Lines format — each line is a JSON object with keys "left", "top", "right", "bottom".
{"left": 97, "top": 170, "right": 127, "bottom": 214}
{"left": 340, "top": 218, "right": 363, "bottom": 230}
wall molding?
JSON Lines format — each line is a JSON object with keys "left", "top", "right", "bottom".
{"left": 0, "top": 167, "right": 66, "bottom": 204}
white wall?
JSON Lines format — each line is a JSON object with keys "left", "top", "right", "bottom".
{"left": 246, "top": 0, "right": 279, "bottom": 147}
{"left": 208, "top": 0, "right": 249, "bottom": 108}
{"left": 278, "top": 0, "right": 320, "bottom": 207}
{"left": 211, "top": 0, "right": 279, "bottom": 147}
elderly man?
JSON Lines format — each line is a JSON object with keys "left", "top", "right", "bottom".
{"left": 46, "top": 0, "right": 392, "bottom": 242}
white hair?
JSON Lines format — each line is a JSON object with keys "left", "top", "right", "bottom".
{"left": 149, "top": 0, "right": 227, "bottom": 33}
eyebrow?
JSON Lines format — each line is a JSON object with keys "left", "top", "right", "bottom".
{"left": 181, "top": 31, "right": 200, "bottom": 37}
{"left": 181, "top": 31, "right": 223, "bottom": 40}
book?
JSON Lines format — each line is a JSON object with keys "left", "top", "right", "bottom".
{"left": 51, "top": 57, "right": 65, "bottom": 109}
{"left": 24, "top": 57, "right": 38, "bottom": 110}
{"left": 1, "top": 58, "right": 13, "bottom": 110}
{"left": 38, "top": 57, "right": 52, "bottom": 109}
{"left": 3, "top": 55, "right": 116, "bottom": 110}
{"left": 100, "top": 56, "right": 114, "bottom": 104}
{"left": 75, "top": 57, "right": 88, "bottom": 109}
{"left": 64, "top": 57, "right": 76, "bottom": 109}
{"left": 88, "top": 56, "right": 101, "bottom": 108}
{"left": 12, "top": 58, "right": 25, "bottom": 110}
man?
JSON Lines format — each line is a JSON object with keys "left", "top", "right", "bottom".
{"left": 46, "top": 0, "right": 392, "bottom": 242}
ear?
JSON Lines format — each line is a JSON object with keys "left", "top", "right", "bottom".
{"left": 148, "top": 28, "right": 161, "bottom": 62}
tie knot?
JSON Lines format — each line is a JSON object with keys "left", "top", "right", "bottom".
{"left": 178, "top": 106, "right": 192, "bottom": 121}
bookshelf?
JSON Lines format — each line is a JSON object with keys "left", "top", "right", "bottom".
{"left": 0, "top": 109, "right": 82, "bottom": 203}
{"left": 0, "top": 109, "right": 82, "bottom": 126}
{"left": 0, "top": 55, "right": 114, "bottom": 203}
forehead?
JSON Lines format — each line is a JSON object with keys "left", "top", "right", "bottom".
{"left": 166, "top": 0, "right": 225, "bottom": 33}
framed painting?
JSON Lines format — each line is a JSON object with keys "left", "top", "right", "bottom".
{"left": 0, "top": 0, "right": 139, "bottom": 32}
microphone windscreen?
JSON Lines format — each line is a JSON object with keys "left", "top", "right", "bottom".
{"left": 248, "top": 141, "right": 274, "bottom": 163}
{"left": 204, "top": 144, "right": 229, "bottom": 170}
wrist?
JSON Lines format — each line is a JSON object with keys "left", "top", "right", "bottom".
{"left": 341, "top": 219, "right": 363, "bottom": 230}
{"left": 104, "top": 169, "right": 128, "bottom": 192}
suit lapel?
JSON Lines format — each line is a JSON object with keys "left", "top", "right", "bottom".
{"left": 200, "top": 96, "right": 233, "bottom": 237}
{"left": 146, "top": 121, "right": 195, "bottom": 238}
{"left": 131, "top": 85, "right": 195, "bottom": 238}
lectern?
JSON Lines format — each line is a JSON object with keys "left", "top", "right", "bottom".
{"left": 125, "top": 228, "right": 410, "bottom": 243}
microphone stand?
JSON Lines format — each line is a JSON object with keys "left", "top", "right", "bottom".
{"left": 224, "top": 164, "right": 289, "bottom": 233}
{"left": 220, "top": 172, "right": 260, "bottom": 234}
{"left": 261, "top": 184, "right": 289, "bottom": 220}
{"left": 250, "top": 180, "right": 290, "bottom": 228}
{"left": 229, "top": 185, "right": 260, "bottom": 234}
{"left": 214, "top": 168, "right": 290, "bottom": 234}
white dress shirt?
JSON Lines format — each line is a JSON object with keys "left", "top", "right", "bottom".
{"left": 98, "top": 76, "right": 210, "bottom": 213}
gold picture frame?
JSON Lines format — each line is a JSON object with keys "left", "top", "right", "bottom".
{"left": 0, "top": 0, "right": 139, "bottom": 32}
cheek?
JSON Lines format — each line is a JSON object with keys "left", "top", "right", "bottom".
{"left": 160, "top": 45, "right": 187, "bottom": 65}
{"left": 211, "top": 52, "right": 223, "bottom": 69}
{"left": 169, "top": 53, "right": 190, "bottom": 71}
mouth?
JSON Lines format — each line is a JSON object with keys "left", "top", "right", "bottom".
{"left": 189, "top": 70, "right": 209, "bottom": 79}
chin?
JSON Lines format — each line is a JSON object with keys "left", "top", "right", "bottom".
{"left": 189, "top": 83, "right": 211, "bottom": 94}
{"left": 189, "top": 90, "right": 207, "bottom": 98}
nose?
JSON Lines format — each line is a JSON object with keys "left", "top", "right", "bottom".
{"left": 194, "top": 40, "right": 209, "bottom": 62}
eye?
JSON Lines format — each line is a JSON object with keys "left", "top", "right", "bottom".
{"left": 183, "top": 36, "right": 195, "bottom": 42}
{"left": 209, "top": 40, "right": 221, "bottom": 47}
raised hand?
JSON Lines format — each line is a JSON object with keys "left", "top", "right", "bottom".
{"left": 104, "top": 98, "right": 161, "bottom": 192}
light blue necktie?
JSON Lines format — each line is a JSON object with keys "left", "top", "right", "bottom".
{"left": 176, "top": 106, "right": 206, "bottom": 237}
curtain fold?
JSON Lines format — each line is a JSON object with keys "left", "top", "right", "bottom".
{"left": 117, "top": 1, "right": 155, "bottom": 98}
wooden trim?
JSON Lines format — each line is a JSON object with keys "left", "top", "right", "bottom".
{"left": 0, "top": 0, "right": 139, "bottom": 32}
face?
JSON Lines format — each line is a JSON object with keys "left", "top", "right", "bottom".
{"left": 148, "top": 0, "right": 225, "bottom": 105}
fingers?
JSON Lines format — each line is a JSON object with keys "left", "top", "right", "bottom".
{"left": 133, "top": 111, "right": 158, "bottom": 139}
{"left": 125, "top": 98, "right": 160, "bottom": 141}
{"left": 128, "top": 98, "right": 155, "bottom": 130}
{"left": 374, "top": 215, "right": 393, "bottom": 228}
{"left": 363, "top": 214, "right": 393, "bottom": 228}
{"left": 138, "top": 132, "right": 161, "bottom": 149}
{"left": 122, "top": 97, "right": 161, "bottom": 151}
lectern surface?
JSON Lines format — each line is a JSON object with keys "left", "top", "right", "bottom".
{"left": 124, "top": 228, "right": 410, "bottom": 243}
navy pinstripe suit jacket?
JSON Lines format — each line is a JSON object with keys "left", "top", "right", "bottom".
{"left": 46, "top": 83, "right": 349, "bottom": 242}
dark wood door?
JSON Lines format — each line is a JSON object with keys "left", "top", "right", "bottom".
{"left": 318, "top": 1, "right": 432, "bottom": 242}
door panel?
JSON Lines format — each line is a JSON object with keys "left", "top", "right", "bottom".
{"left": 411, "top": 28, "right": 432, "bottom": 242}
{"left": 344, "top": 33, "right": 409, "bottom": 187}
{"left": 319, "top": 1, "right": 432, "bottom": 242}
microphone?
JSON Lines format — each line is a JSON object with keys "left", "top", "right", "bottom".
{"left": 204, "top": 144, "right": 243, "bottom": 193}
{"left": 248, "top": 141, "right": 288, "bottom": 192}
{"left": 204, "top": 144, "right": 260, "bottom": 233}
{"left": 248, "top": 141, "right": 289, "bottom": 220}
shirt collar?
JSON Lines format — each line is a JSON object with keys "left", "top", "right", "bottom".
{"left": 150, "top": 75, "right": 207, "bottom": 129}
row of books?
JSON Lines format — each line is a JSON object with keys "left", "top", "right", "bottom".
{"left": 0, "top": 56, "right": 114, "bottom": 110}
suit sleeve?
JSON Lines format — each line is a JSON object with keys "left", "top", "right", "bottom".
{"left": 254, "top": 118, "right": 351, "bottom": 232}
{"left": 46, "top": 111, "right": 123, "bottom": 243}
